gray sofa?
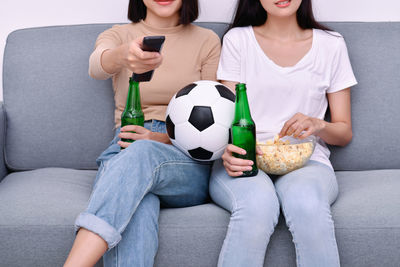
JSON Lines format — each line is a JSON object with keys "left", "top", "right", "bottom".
{"left": 0, "top": 21, "right": 399, "bottom": 267}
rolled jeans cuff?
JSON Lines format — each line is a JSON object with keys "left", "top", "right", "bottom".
{"left": 74, "top": 212, "right": 122, "bottom": 250}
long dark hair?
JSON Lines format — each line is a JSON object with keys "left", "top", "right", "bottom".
{"left": 128, "top": 0, "right": 198, "bottom": 25}
{"left": 231, "top": 0, "right": 331, "bottom": 31}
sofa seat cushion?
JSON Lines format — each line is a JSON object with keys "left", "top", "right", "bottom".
{"left": 156, "top": 204, "right": 229, "bottom": 266}
{"left": 0, "top": 168, "right": 100, "bottom": 266}
{"left": 264, "top": 169, "right": 400, "bottom": 267}
{"left": 1, "top": 168, "right": 399, "bottom": 267}
{"left": 334, "top": 169, "right": 400, "bottom": 228}
{"left": 0, "top": 168, "right": 96, "bottom": 226}
{"left": 331, "top": 169, "right": 400, "bottom": 267}
{"left": 155, "top": 170, "right": 400, "bottom": 267}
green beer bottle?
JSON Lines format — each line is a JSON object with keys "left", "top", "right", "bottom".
{"left": 121, "top": 77, "right": 144, "bottom": 144}
{"left": 231, "top": 83, "right": 258, "bottom": 177}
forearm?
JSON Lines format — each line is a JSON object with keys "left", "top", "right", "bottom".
{"left": 100, "top": 45, "right": 126, "bottom": 75}
{"left": 317, "top": 119, "right": 352, "bottom": 147}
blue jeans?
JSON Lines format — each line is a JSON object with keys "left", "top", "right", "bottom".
{"left": 75, "top": 120, "right": 212, "bottom": 267}
{"left": 210, "top": 159, "right": 340, "bottom": 267}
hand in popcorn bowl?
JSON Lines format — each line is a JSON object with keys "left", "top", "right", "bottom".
{"left": 256, "top": 134, "right": 316, "bottom": 175}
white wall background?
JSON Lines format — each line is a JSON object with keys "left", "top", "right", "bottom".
{"left": 1, "top": 0, "right": 400, "bottom": 100}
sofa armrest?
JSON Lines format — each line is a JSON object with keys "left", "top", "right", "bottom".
{"left": 0, "top": 102, "right": 8, "bottom": 181}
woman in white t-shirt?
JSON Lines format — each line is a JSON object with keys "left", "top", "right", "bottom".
{"left": 210, "top": 0, "right": 357, "bottom": 266}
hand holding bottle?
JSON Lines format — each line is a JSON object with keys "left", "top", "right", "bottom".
{"left": 221, "top": 144, "right": 263, "bottom": 177}
{"left": 118, "top": 125, "right": 171, "bottom": 148}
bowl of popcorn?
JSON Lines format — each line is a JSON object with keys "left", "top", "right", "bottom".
{"left": 256, "top": 134, "right": 316, "bottom": 175}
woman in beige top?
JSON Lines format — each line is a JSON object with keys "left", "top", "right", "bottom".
{"left": 64, "top": 1, "right": 221, "bottom": 266}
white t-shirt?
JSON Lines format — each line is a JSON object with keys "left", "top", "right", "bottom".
{"left": 217, "top": 26, "right": 357, "bottom": 169}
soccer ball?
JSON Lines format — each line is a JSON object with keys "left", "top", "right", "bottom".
{"left": 166, "top": 80, "right": 235, "bottom": 161}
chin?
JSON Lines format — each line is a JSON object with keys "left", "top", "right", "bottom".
{"left": 268, "top": 9, "right": 298, "bottom": 19}
{"left": 155, "top": 10, "right": 179, "bottom": 19}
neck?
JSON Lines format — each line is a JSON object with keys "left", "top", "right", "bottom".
{"left": 259, "top": 14, "right": 303, "bottom": 41}
{"left": 144, "top": 10, "right": 180, "bottom": 28}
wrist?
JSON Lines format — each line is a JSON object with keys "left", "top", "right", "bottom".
{"left": 161, "top": 133, "right": 172, "bottom": 144}
{"left": 151, "top": 132, "right": 171, "bottom": 144}
{"left": 315, "top": 118, "right": 327, "bottom": 136}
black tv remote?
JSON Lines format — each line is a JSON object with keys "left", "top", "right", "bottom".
{"left": 132, "top": 36, "right": 165, "bottom": 82}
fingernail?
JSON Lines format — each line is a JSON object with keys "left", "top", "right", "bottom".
{"left": 249, "top": 161, "right": 253, "bottom": 165}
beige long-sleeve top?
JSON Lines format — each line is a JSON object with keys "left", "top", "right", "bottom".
{"left": 89, "top": 20, "right": 221, "bottom": 128}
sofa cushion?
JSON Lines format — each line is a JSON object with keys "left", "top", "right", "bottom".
{"left": 0, "top": 168, "right": 102, "bottom": 267}
{"left": 325, "top": 22, "right": 400, "bottom": 171}
{"left": 332, "top": 170, "right": 400, "bottom": 267}
{"left": 4, "top": 22, "right": 400, "bottom": 172}
{"left": 156, "top": 203, "right": 229, "bottom": 266}
{"left": 1, "top": 22, "right": 230, "bottom": 172}
{"left": 157, "top": 170, "right": 400, "bottom": 267}
{"left": 3, "top": 24, "right": 116, "bottom": 171}
{"left": 0, "top": 168, "right": 399, "bottom": 266}
{"left": 194, "top": 22, "right": 229, "bottom": 38}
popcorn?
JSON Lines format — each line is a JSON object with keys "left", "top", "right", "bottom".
{"left": 256, "top": 135, "right": 315, "bottom": 175}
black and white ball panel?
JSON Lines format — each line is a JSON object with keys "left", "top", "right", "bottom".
{"left": 211, "top": 97, "right": 236, "bottom": 129}
{"left": 167, "top": 94, "right": 194, "bottom": 125}
{"left": 189, "top": 106, "right": 214, "bottom": 132}
{"left": 188, "top": 147, "right": 214, "bottom": 161}
{"left": 176, "top": 83, "right": 196, "bottom": 98}
{"left": 199, "top": 123, "right": 229, "bottom": 152}
{"left": 165, "top": 115, "right": 175, "bottom": 140}
{"left": 215, "top": 84, "right": 235, "bottom": 102}
{"left": 185, "top": 82, "right": 222, "bottom": 107}
{"left": 174, "top": 122, "right": 201, "bottom": 150}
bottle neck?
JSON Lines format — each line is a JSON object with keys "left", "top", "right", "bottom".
{"left": 126, "top": 79, "right": 142, "bottom": 111}
{"left": 234, "top": 84, "right": 252, "bottom": 122}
